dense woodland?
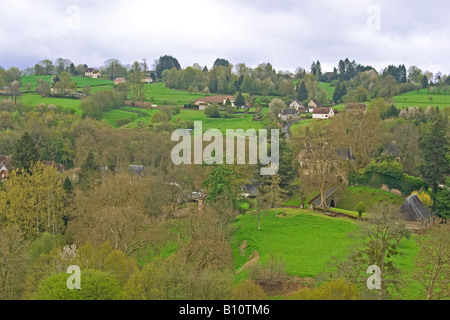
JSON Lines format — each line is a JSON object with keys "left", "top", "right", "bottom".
{"left": 0, "top": 56, "right": 449, "bottom": 300}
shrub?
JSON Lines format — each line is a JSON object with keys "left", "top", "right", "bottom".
{"left": 151, "top": 111, "right": 169, "bottom": 123}
{"left": 172, "top": 105, "right": 181, "bottom": 115}
{"left": 204, "top": 104, "right": 221, "bottom": 118}
{"left": 232, "top": 281, "right": 267, "bottom": 300}
{"left": 32, "top": 269, "right": 122, "bottom": 300}
{"left": 81, "top": 90, "right": 124, "bottom": 119}
{"left": 350, "top": 161, "right": 426, "bottom": 196}
{"left": 290, "top": 279, "right": 361, "bottom": 300}
{"left": 115, "top": 118, "right": 132, "bottom": 127}
{"left": 355, "top": 202, "right": 366, "bottom": 218}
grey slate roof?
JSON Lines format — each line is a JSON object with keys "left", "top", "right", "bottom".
{"left": 382, "top": 141, "right": 401, "bottom": 158}
{"left": 242, "top": 180, "right": 260, "bottom": 197}
{"left": 398, "top": 195, "right": 433, "bottom": 221}
{"left": 128, "top": 165, "right": 144, "bottom": 177}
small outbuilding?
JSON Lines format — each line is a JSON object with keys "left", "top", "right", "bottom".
{"left": 398, "top": 194, "right": 434, "bottom": 228}
{"left": 382, "top": 141, "right": 401, "bottom": 162}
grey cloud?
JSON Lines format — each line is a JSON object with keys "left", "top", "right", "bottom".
{"left": 1, "top": 0, "right": 450, "bottom": 74}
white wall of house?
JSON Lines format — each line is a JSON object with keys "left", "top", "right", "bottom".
{"left": 312, "top": 109, "right": 334, "bottom": 119}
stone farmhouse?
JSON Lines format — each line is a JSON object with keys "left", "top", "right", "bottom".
{"left": 85, "top": 68, "right": 102, "bottom": 79}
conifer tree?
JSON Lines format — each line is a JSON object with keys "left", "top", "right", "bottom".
{"left": 13, "top": 132, "right": 40, "bottom": 173}
{"left": 298, "top": 81, "right": 308, "bottom": 102}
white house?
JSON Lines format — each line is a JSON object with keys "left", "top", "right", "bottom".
{"left": 0, "top": 165, "right": 8, "bottom": 181}
{"left": 290, "top": 100, "right": 303, "bottom": 111}
{"left": 195, "top": 101, "right": 209, "bottom": 111}
{"left": 308, "top": 99, "right": 322, "bottom": 113}
{"left": 114, "top": 77, "right": 126, "bottom": 85}
{"left": 142, "top": 77, "right": 154, "bottom": 84}
{"left": 278, "top": 108, "right": 299, "bottom": 122}
{"left": 85, "top": 68, "right": 101, "bottom": 79}
{"left": 312, "top": 107, "right": 334, "bottom": 119}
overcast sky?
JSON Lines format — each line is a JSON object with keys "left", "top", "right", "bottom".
{"left": 1, "top": 0, "right": 449, "bottom": 74}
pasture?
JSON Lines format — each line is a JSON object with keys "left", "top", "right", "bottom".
{"left": 144, "top": 82, "right": 210, "bottom": 106}
{"left": 233, "top": 208, "right": 422, "bottom": 299}
{"left": 233, "top": 209, "right": 359, "bottom": 278}
{"left": 21, "top": 93, "right": 83, "bottom": 115}
{"left": 393, "top": 89, "right": 450, "bottom": 109}
{"left": 318, "top": 82, "right": 335, "bottom": 101}
{"left": 21, "top": 75, "right": 114, "bottom": 92}
{"left": 336, "top": 186, "right": 405, "bottom": 212}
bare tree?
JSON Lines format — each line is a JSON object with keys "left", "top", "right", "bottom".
{"left": 293, "top": 121, "right": 346, "bottom": 208}
{"left": 0, "top": 225, "right": 28, "bottom": 300}
{"left": 413, "top": 222, "right": 450, "bottom": 300}
{"left": 328, "top": 204, "right": 410, "bottom": 300}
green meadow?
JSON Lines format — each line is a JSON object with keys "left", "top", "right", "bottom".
{"left": 21, "top": 75, "right": 114, "bottom": 92}
{"left": 144, "top": 82, "right": 209, "bottom": 106}
{"left": 233, "top": 208, "right": 423, "bottom": 299}
{"left": 393, "top": 89, "right": 450, "bottom": 109}
{"left": 103, "top": 107, "right": 158, "bottom": 127}
{"left": 318, "top": 82, "right": 335, "bottom": 101}
{"left": 337, "top": 186, "right": 405, "bottom": 212}
{"left": 233, "top": 209, "right": 359, "bottom": 278}
{"left": 172, "top": 109, "right": 266, "bottom": 132}
{"left": 21, "top": 93, "right": 83, "bottom": 115}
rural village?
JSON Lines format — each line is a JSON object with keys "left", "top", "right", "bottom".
{"left": 0, "top": 53, "right": 448, "bottom": 302}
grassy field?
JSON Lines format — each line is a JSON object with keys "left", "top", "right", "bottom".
{"left": 232, "top": 208, "right": 422, "bottom": 299}
{"left": 318, "top": 82, "right": 335, "bottom": 101}
{"left": 393, "top": 89, "right": 450, "bottom": 109}
{"left": 103, "top": 107, "right": 158, "bottom": 127}
{"left": 336, "top": 186, "right": 405, "bottom": 212}
{"left": 144, "top": 82, "right": 210, "bottom": 106}
{"left": 21, "top": 75, "right": 114, "bottom": 92}
{"left": 233, "top": 209, "right": 359, "bottom": 278}
{"left": 172, "top": 109, "right": 266, "bottom": 132}
{"left": 21, "top": 93, "right": 83, "bottom": 115}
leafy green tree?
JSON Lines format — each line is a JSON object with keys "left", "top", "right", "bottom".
{"left": 354, "top": 85, "right": 369, "bottom": 102}
{"left": 204, "top": 104, "right": 221, "bottom": 118}
{"left": 151, "top": 111, "right": 169, "bottom": 123}
{"left": 32, "top": 269, "right": 122, "bottom": 300}
{"left": 156, "top": 55, "right": 181, "bottom": 79}
{"left": 29, "top": 232, "right": 65, "bottom": 261}
{"left": 13, "top": 131, "right": 40, "bottom": 173}
{"left": 224, "top": 99, "right": 235, "bottom": 116}
{"left": 355, "top": 202, "right": 366, "bottom": 218}
{"left": 269, "top": 98, "right": 286, "bottom": 117}
{"left": 104, "top": 58, "right": 125, "bottom": 80}
{"left": 0, "top": 162, "right": 67, "bottom": 239}
{"left": 240, "top": 75, "right": 254, "bottom": 93}
{"left": 203, "top": 166, "right": 240, "bottom": 208}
